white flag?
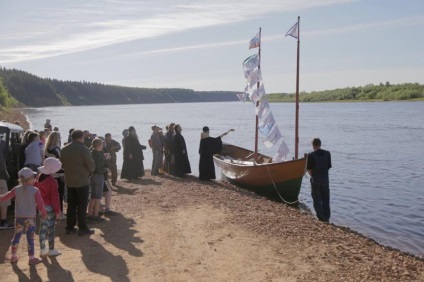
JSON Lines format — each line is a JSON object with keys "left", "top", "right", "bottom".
{"left": 247, "top": 68, "right": 262, "bottom": 88}
{"left": 249, "top": 83, "right": 266, "bottom": 104}
{"left": 258, "top": 111, "right": 275, "bottom": 135}
{"left": 237, "top": 93, "right": 249, "bottom": 102}
{"left": 243, "top": 54, "right": 259, "bottom": 72}
{"left": 237, "top": 84, "right": 250, "bottom": 102}
{"left": 256, "top": 98, "right": 270, "bottom": 117}
{"left": 249, "top": 32, "right": 260, "bottom": 49}
{"left": 272, "top": 140, "right": 289, "bottom": 163}
{"left": 262, "top": 125, "right": 282, "bottom": 148}
{"left": 285, "top": 22, "right": 298, "bottom": 39}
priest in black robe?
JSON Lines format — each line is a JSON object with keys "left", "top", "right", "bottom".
{"left": 198, "top": 126, "right": 223, "bottom": 181}
{"left": 173, "top": 124, "right": 191, "bottom": 177}
{"left": 121, "top": 126, "right": 146, "bottom": 180}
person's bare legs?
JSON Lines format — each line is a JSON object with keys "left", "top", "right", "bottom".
{"left": 104, "top": 191, "right": 111, "bottom": 210}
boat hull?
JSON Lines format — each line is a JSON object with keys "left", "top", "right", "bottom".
{"left": 213, "top": 144, "right": 307, "bottom": 202}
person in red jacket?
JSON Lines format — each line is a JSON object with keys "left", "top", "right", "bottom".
{"left": 34, "top": 157, "right": 63, "bottom": 257}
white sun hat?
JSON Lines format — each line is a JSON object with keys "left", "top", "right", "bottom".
{"left": 38, "top": 157, "right": 62, "bottom": 175}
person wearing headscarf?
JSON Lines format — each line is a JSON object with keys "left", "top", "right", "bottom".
{"left": 121, "top": 126, "right": 146, "bottom": 181}
{"left": 122, "top": 129, "right": 129, "bottom": 150}
{"left": 198, "top": 126, "right": 223, "bottom": 181}
{"left": 164, "top": 123, "right": 175, "bottom": 174}
{"left": 173, "top": 124, "right": 191, "bottom": 177}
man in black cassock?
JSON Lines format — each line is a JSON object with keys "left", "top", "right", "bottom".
{"left": 198, "top": 126, "right": 223, "bottom": 181}
{"left": 121, "top": 126, "right": 146, "bottom": 181}
{"left": 173, "top": 124, "right": 191, "bottom": 177}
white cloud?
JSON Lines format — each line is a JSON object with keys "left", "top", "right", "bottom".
{"left": 0, "top": 0, "right": 355, "bottom": 63}
{"left": 303, "top": 16, "right": 424, "bottom": 37}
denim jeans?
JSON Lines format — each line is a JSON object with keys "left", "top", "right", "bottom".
{"left": 311, "top": 181, "right": 331, "bottom": 222}
{"left": 66, "top": 185, "right": 90, "bottom": 231}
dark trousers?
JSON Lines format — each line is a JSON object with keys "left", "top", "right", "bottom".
{"left": 57, "top": 177, "right": 65, "bottom": 212}
{"left": 107, "top": 154, "right": 118, "bottom": 184}
{"left": 311, "top": 181, "right": 330, "bottom": 222}
{"left": 66, "top": 185, "right": 89, "bottom": 231}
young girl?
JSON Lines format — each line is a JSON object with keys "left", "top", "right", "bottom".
{"left": 0, "top": 168, "right": 47, "bottom": 265}
{"left": 87, "top": 138, "right": 108, "bottom": 222}
{"left": 34, "top": 157, "right": 63, "bottom": 257}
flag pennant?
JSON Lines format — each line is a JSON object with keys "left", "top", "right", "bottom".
{"left": 262, "top": 125, "right": 282, "bottom": 148}
{"left": 272, "top": 140, "right": 289, "bottom": 162}
{"left": 249, "top": 32, "right": 260, "bottom": 49}
{"left": 256, "top": 98, "right": 270, "bottom": 117}
{"left": 249, "top": 83, "right": 266, "bottom": 104}
{"left": 258, "top": 111, "right": 276, "bottom": 135}
{"left": 247, "top": 68, "right": 262, "bottom": 88}
{"left": 285, "top": 22, "right": 298, "bottom": 39}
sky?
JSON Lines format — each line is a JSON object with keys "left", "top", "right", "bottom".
{"left": 0, "top": 0, "right": 423, "bottom": 93}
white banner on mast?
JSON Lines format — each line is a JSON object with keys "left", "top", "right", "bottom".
{"left": 272, "top": 140, "right": 290, "bottom": 162}
{"left": 256, "top": 98, "right": 270, "bottom": 117}
{"left": 258, "top": 111, "right": 275, "bottom": 135}
{"left": 262, "top": 124, "right": 282, "bottom": 148}
{"left": 243, "top": 54, "right": 259, "bottom": 71}
{"left": 247, "top": 68, "right": 262, "bottom": 88}
{"left": 249, "top": 83, "right": 266, "bottom": 103}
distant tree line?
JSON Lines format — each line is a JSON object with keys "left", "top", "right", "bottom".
{"left": 268, "top": 82, "right": 424, "bottom": 102}
{"left": 0, "top": 67, "right": 238, "bottom": 107}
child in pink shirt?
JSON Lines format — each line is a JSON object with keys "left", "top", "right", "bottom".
{"left": 34, "top": 157, "right": 63, "bottom": 257}
{"left": 0, "top": 168, "right": 47, "bottom": 265}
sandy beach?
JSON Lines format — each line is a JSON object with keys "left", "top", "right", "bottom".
{"left": 0, "top": 173, "right": 423, "bottom": 281}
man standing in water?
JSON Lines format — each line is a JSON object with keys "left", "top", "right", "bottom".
{"left": 307, "top": 138, "right": 332, "bottom": 222}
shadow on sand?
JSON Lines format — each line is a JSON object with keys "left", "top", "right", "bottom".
{"left": 12, "top": 263, "right": 43, "bottom": 282}
{"left": 58, "top": 209, "right": 144, "bottom": 282}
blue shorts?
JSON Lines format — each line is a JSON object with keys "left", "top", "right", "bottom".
{"left": 90, "top": 174, "right": 104, "bottom": 199}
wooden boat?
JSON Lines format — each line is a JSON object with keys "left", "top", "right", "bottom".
{"left": 214, "top": 144, "right": 306, "bottom": 203}
{"left": 213, "top": 21, "right": 306, "bottom": 203}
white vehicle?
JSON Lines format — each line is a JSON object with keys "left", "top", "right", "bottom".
{"left": 0, "top": 121, "right": 24, "bottom": 188}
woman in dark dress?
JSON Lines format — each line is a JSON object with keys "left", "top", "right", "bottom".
{"left": 198, "top": 126, "right": 223, "bottom": 181}
{"left": 121, "top": 126, "right": 146, "bottom": 180}
{"left": 173, "top": 124, "right": 191, "bottom": 177}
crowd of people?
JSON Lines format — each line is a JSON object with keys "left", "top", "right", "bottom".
{"left": 0, "top": 119, "right": 225, "bottom": 266}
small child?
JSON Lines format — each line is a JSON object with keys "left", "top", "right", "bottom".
{"left": 87, "top": 138, "right": 108, "bottom": 222}
{"left": 34, "top": 157, "right": 63, "bottom": 257}
{"left": 0, "top": 168, "right": 47, "bottom": 265}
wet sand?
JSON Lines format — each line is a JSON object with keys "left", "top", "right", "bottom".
{"left": 0, "top": 174, "right": 423, "bottom": 281}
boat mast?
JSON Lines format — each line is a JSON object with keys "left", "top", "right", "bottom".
{"left": 295, "top": 17, "right": 300, "bottom": 159}
{"left": 254, "top": 27, "right": 262, "bottom": 162}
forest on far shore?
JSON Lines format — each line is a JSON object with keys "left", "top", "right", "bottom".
{"left": 1, "top": 66, "right": 423, "bottom": 109}
{"left": 268, "top": 82, "right": 424, "bottom": 102}
{"left": 0, "top": 67, "right": 238, "bottom": 107}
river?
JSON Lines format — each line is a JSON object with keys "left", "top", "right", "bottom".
{"left": 23, "top": 101, "right": 424, "bottom": 256}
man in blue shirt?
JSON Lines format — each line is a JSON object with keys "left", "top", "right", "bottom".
{"left": 307, "top": 138, "right": 332, "bottom": 222}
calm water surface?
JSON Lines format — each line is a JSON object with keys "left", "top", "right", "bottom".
{"left": 23, "top": 101, "right": 424, "bottom": 256}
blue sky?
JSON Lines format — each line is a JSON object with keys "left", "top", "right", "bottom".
{"left": 0, "top": 0, "right": 423, "bottom": 93}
